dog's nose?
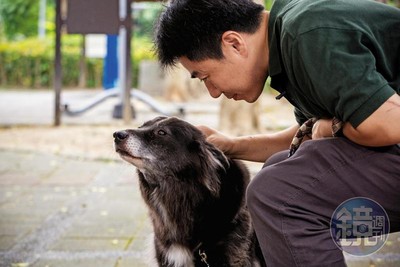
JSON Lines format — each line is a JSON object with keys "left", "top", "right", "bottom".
{"left": 113, "top": 131, "right": 128, "bottom": 141}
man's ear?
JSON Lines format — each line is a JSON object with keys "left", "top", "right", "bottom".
{"left": 221, "top": 31, "right": 248, "bottom": 57}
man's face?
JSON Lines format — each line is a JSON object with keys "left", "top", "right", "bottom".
{"left": 179, "top": 54, "right": 267, "bottom": 103}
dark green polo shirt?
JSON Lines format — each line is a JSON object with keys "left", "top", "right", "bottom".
{"left": 268, "top": 0, "right": 400, "bottom": 127}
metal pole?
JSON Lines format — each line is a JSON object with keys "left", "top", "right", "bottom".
{"left": 118, "top": 0, "right": 133, "bottom": 123}
{"left": 124, "top": 0, "right": 133, "bottom": 123}
{"left": 54, "top": 0, "right": 62, "bottom": 126}
{"left": 39, "top": 0, "right": 46, "bottom": 38}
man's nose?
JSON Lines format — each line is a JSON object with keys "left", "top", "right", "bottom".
{"left": 205, "top": 83, "right": 222, "bottom": 98}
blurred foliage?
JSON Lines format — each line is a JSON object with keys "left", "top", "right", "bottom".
{"left": 0, "top": 36, "right": 155, "bottom": 88}
{"left": 133, "top": 2, "right": 163, "bottom": 40}
{"left": 264, "top": 0, "right": 273, "bottom": 9}
{"left": 0, "top": 0, "right": 39, "bottom": 41}
{"left": 0, "top": 1, "right": 158, "bottom": 89}
{"left": 0, "top": 37, "right": 99, "bottom": 88}
{"left": 131, "top": 37, "right": 157, "bottom": 87}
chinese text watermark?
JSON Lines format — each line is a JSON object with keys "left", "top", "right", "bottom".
{"left": 330, "top": 197, "right": 390, "bottom": 256}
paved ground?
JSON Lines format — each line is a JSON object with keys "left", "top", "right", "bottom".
{"left": 0, "top": 149, "right": 151, "bottom": 267}
{"left": 0, "top": 89, "right": 399, "bottom": 267}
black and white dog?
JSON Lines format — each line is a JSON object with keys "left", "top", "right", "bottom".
{"left": 114, "top": 116, "right": 265, "bottom": 267}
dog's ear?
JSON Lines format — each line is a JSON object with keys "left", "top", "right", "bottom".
{"left": 194, "top": 140, "right": 230, "bottom": 197}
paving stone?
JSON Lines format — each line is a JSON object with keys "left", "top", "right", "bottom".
{"left": 93, "top": 163, "right": 138, "bottom": 186}
{"left": 50, "top": 238, "right": 130, "bottom": 251}
{"left": 0, "top": 151, "right": 59, "bottom": 185}
{"left": 117, "top": 257, "right": 149, "bottom": 267}
{"left": 0, "top": 235, "right": 24, "bottom": 251}
{"left": 0, "top": 221, "right": 39, "bottom": 237}
{"left": 31, "top": 258, "right": 118, "bottom": 267}
{"left": 63, "top": 222, "right": 140, "bottom": 239}
{"left": 41, "top": 160, "right": 102, "bottom": 186}
{"left": 126, "top": 220, "right": 153, "bottom": 252}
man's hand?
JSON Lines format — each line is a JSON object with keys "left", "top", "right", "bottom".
{"left": 196, "top": 125, "right": 235, "bottom": 156}
{"left": 311, "top": 119, "right": 333, "bottom": 139}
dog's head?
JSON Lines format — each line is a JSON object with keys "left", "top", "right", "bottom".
{"left": 113, "top": 116, "right": 229, "bottom": 195}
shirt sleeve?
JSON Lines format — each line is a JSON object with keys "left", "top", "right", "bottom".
{"left": 294, "top": 107, "right": 308, "bottom": 126}
{"left": 291, "top": 28, "right": 395, "bottom": 128}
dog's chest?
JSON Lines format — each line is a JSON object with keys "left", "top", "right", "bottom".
{"left": 164, "top": 244, "right": 195, "bottom": 267}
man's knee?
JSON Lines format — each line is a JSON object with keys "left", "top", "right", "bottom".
{"left": 247, "top": 150, "right": 290, "bottom": 213}
{"left": 246, "top": 166, "right": 283, "bottom": 215}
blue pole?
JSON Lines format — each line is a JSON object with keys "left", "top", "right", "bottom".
{"left": 103, "top": 35, "right": 119, "bottom": 90}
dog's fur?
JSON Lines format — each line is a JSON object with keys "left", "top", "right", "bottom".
{"left": 114, "top": 116, "right": 265, "bottom": 267}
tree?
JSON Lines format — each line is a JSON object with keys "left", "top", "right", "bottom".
{"left": 0, "top": 0, "right": 39, "bottom": 40}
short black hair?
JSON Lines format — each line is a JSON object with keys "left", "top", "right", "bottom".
{"left": 154, "top": 0, "right": 264, "bottom": 68}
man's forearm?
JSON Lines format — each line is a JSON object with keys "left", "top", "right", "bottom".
{"left": 230, "top": 124, "right": 299, "bottom": 162}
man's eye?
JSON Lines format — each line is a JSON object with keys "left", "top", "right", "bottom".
{"left": 200, "top": 77, "right": 208, "bottom": 83}
{"left": 158, "top": 130, "right": 167, "bottom": 135}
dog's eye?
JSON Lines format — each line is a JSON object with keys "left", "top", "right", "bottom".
{"left": 157, "top": 130, "right": 167, "bottom": 136}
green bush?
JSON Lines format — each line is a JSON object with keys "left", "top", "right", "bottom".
{"left": 132, "top": 37, "right": 156, "bottom": 87}
{"left": 0, "top": 36, "right": 156, "bottom": 89}
{"left": 0, "top": 0, "right": 39, "bottom": 40}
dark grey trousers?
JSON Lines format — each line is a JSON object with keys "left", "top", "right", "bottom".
{"left": 246, "top": 137, "right": 400, "bottom": 267}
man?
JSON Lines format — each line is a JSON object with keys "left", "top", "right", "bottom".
{"left": 154, "top": 0, "right": 400, "bottom": 266}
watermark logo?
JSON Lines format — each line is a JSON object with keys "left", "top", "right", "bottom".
{"left": 330, "top": 197, "right": 390, "bottom": 256}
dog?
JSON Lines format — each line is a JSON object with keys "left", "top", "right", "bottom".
{"left": 114, "top": 116, "right": 265, "bottom": 267}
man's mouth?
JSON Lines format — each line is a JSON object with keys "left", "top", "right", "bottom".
{"left": 228, "top": 94, "right": 239, "bottom": 100}
{"left": 226, "top": 94, "right": 238, "bottom": 100}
